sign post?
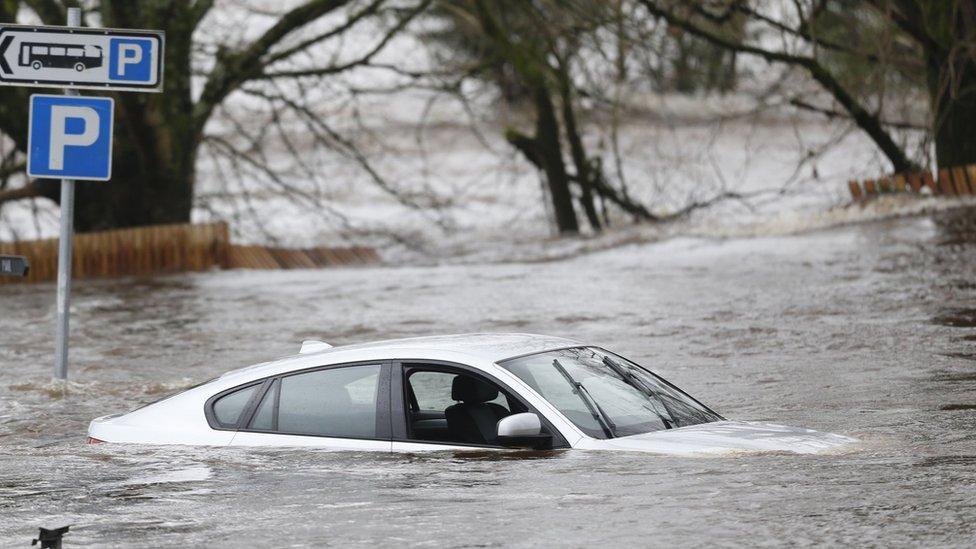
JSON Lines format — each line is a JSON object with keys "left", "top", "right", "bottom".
{"left": 5, "top": 10, "right": 163, "bottom": 380}
{"left": 54, "top": 7, "right": 80, "bottom": 381}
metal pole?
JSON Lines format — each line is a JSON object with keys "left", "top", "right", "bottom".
{"left": 54, "top": 6, "right": 81, "bottom": 381}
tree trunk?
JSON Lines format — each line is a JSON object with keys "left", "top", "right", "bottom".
{"left": 928, "top": 57, "right": 976, "bottom": 169}
{"left": 35, "top": 3, "right": 201, "bottom": 232}
{"left": 556, "top": 65, "right": 601, "bottom": 231}
{"left": 672, "top": 35, "right": 695, "bottom": 93}
{"left": 532, "top": 86, "right": 579, "bottom": 234}
{"left": 925, "top": 29, "right": 976, "bottom": 169}
{"left": 40, "top": 139, "right": 196, "bottom": 232}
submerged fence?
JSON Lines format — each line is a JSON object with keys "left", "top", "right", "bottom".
{"left": 849, "top": 164, "right": 976, "bottom": 200}
{"left": 0, "top": 222, "right": 378, "bottom": 285}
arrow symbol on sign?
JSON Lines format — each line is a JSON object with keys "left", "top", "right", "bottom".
{"left": 0, "top": 34, "right": 13, "bottom": 75}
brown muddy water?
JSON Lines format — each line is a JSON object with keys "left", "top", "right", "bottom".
{"left": 2, "top": 211, "right": 976, "bottom": 547}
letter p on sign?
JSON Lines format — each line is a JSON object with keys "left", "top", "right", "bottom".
{"left": 116, "top": 44, "right": 142, "bottom": 76}
{"left": 109, "top": 38, "right": 154, "bottom": 83}
{"left": 49, "top": 106, "right": 99, "bottom": 169}
{"left": 27, "top": 95, "right": 114, "bottom": 181}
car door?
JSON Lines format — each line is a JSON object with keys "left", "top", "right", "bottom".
{"left": 227, "top": 361, "right": 393, "bottom": 450}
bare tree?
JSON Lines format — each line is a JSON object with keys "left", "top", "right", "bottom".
{"left": 422, "top": 0, "right": 779, "bottom": 235}
{"left": 0, "top": 0, "right": 429, "bottom": 232}
{"left": 635, "top": 0, "right": 976, "bottom": 174}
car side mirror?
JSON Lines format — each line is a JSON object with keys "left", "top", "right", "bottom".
{"left": 496, "top": 412, "right": 552, "bottom": 449}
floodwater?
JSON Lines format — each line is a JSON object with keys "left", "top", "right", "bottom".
{"left": 2, "top": 211, "right": 975, "bottom": 547}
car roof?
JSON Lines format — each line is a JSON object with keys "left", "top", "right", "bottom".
{"left": 215, "top": 333, "right": 584, "bottom": 386}
{"left": 314, "top": 333, "right": 582, "bottom": 362}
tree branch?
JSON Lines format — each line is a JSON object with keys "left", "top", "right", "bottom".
{"left": 238, "top": 86, "right": 433, "bottom": 214}
{"left": 191, "top": 0, "right": 215, "bottom": 26}
{"left": 0, "top": 180, "right": 42, "bottom": 207}
{"left": 685, "top": 1, "right": 891, "bottom": 64}
{"left": 193, "top": 0, "right": 353, "bottom": 134}
{"left": 638, "top": 0, "right": 918, "bottom": 172}
{"left": 789, "top": 98, "right": 926, "bottom": 131}
{"left": 257, "top": 0, "right": 430, "bottom": 80}
{"left": 260, "top": 0, "right": 387, "bottom": 67}
{"left": 868, "top": 0, "right": 943, "bottom": 55}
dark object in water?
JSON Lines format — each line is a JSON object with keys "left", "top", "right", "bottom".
{"left": 941, "top": 404, "right": 976, "bottom": 411}
{"left": 31, "top": 526, "right": 69, "bottom": 549}
{"left": 0, "top": 255, "right": 28, "bottom": 277}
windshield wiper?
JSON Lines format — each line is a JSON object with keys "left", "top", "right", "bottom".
{"left": 552, "top": 359, "right": 616, "bottom": 438}
{"left": 602, "top": 356, "right": 675, "bottom": 429}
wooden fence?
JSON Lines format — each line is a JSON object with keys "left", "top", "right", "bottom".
{"left": 226, "top": 245, "right": 379, "bottom": 270}
{"left": 849, "top": 164, "right": 976, "bottom": 200}
{"left": 0, "top": 221, "right": 379, "bottom": 285}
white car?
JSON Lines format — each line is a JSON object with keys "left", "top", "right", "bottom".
{"left": 88, "top": 333, "right": 855, "bottom": 455}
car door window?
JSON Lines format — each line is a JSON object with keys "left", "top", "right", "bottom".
{"left": 404, "top": 368, "right": 524, "bottom": 446}
{"left": 277, "top": 364, "right": 381, "bottom": 438}
{"left": 409, "top": 371, "right": 510, "bottom": 412}
{"left": 409, "top": 371, "right": 457, "bottom": 412}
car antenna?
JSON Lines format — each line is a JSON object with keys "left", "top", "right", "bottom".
{"left": 299, "top": 340, "right": 333, "bottom": 354}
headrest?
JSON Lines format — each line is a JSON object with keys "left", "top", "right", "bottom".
{"left": 451, "top": 375, "right": 499, "bottom": 403}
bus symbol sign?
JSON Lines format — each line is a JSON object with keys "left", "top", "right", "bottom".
{"left": 0, "top": 24, "right": 163, "bottom": 92}
{"left": 21, "top": 42, "right": 103, "bottom": 71}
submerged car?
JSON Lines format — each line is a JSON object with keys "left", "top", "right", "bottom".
{"left": 88, "top": 334, "right": 855, "bottom": 455}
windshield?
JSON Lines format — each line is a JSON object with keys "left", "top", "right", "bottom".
{"left": 500, "top": 347, "right": 722, "bottom": 438}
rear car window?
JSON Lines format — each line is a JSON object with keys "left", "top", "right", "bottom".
{"left": 212, "top": 385, "right": 257, "bottom": 426}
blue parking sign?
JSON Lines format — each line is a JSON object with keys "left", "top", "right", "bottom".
{"left": 109, "top": 38, "right": 153, "bottom": 83}
{"left": 27, "top": 94, "right": 114, "bottom": 181}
